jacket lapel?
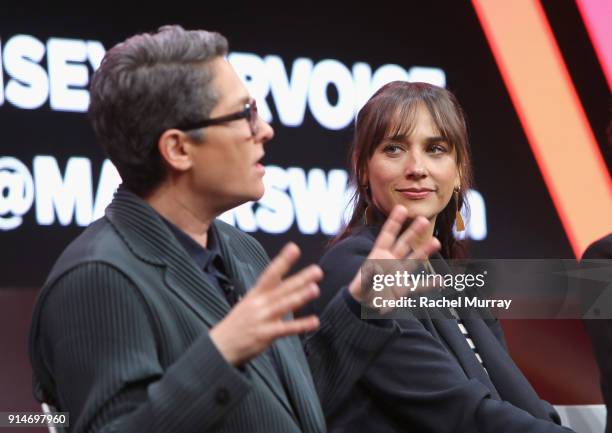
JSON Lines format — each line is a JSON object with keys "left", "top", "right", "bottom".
{"left": 213, "top": 222, "right": 298, "bottom": 420}
{"left": 426, "top": 304, "right": 501, "bottom": 398}
{"left": 248, "top": 348, "right": 297, "bottom": 420}
{"left": 106, "top": 189, "right": 297, "bottom": 420}
{"left": 426, "top": 257, "right": 501, "bottom": 398}
{"left": 106, "top": 189, "right": 231, "bottom": 328}
{"left": 459, "top": 317, "right": 549, "bottom": 417}
{"left": 271, "top": 335, "right": 325, "bottom": 433}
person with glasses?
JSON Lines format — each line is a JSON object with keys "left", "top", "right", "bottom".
{"left": 28, "top": 25, "right": 440, "bottom": 433}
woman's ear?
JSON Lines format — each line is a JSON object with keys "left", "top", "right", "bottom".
{"left": 158, "top": 129, "right": 193, "bottom": 172}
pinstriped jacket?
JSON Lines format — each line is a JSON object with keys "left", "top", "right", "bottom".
{"left": 29, "top": 188, "right": 397, "bottom": 433}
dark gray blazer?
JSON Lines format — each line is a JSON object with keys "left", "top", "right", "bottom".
{"left": 29, "top": 189, "right": 397, "bottom": 433}
{"left": 311, "top": 224, "right": 572, "bottom": 433}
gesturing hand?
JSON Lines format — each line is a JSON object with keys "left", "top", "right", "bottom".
{"left": 348, "top": 205, "right": 441, "bottom": 306}
{"left": 210, "top": 242, "right": 322, "bottom": 366}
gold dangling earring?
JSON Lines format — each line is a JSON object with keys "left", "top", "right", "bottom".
{"left": 364, "top": 205, "right": 375, "bottom": 225}
{"left": 454, "top": 188, "right": 465, "bottom": 232}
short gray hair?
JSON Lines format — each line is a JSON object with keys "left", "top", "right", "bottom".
{"left": 89, "top": 25, "right": 228, "bottom": 196}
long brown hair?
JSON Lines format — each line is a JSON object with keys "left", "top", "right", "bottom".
{"left": 336, "top": 81, "right": 474, "bottom": 259}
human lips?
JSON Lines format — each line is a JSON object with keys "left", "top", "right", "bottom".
{"left": 396, "top": 187, "right": 435, "bottom": 200}
{"left": 254, "top": 153, "right": 265, "bottom": 176}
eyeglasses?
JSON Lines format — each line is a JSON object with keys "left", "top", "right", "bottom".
{"left": 175, "top": 98, "right": 259, "bottom": 136}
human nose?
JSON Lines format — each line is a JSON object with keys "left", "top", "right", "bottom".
{"left": 404, "top": 150, "right": 427, "bottom": 179}
{"left": 255, "top": 116, "right": 274, "bottom": 144}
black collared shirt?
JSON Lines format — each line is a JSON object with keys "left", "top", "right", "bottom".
{"left": 163, "top": 218, "right": 240, "bottom": 306}
{"left": 163, "top": 218, "right": 285, "bottom": 381}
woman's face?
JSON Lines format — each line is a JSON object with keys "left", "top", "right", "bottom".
{"left": 366, "top": 103, "right": 459, "bottom": 226}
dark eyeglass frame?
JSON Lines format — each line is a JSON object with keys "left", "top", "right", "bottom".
{"left": 174, "top": 99, "right": 259, "bottom": 136}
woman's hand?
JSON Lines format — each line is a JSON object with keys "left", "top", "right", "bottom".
{"left": 348, "top": 205, "right": 441, "bottom": 306}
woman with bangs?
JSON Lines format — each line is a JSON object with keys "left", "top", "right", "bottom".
{"left": 310, "top": 81, "right": 572, "bottom": 433}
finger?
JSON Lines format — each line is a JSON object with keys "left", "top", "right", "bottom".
{"left": 262, "top": 315, "right": 320, "bottom": 339}
{"left": 371, "top": 205, "right": 408, "bottom": 252}
{"left": 391, "top": 216, "right": 431, "bottom": 258}
{"left": 271, "top": 264, "right": 323, "bottom": 299}
{"left": 408, "top": 237, "right": 441, "bottom": 262}
{"left": 267, "top": 282, "right": 320, "bottom": 318}
{"left": 254, "top": 242, "right": 301, "bottom": 292}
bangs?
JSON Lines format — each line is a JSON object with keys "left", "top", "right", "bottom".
{"left": 422, "top": 98, "right": 460, "bottom": 152}
{"left": 385, "top": 101, "right": 419, "bottom": 142}
{"left": 383, "top": 101, "right": 455, "bottom": 153}
{"left": 359, "top": 82, "right": 466, "bottom": 160}
{"left": 364, "top": 97, "right": 421, "bottom": 157}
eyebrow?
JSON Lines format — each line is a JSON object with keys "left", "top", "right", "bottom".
{"left": 385, "top": 134, "right": 447, "bottom": 144}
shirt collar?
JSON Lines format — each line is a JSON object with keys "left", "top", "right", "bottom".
{"left": 161, "top": 217, "right": 223, "bottom": 272}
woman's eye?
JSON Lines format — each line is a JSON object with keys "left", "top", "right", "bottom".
{"left": 383, "top": 144, "right": 403, "bottom": 155}
{"left": 429, "top": 144, "right": 448, "bottom": 154}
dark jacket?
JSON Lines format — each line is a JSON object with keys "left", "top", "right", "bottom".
{"left": 311, "top": 224, "right": 571, "bottom": 433}
{"left": 29, "top": 189, "right": 397, "bottom": 433}
{"left": 582, "top": 233, "right": 612, "bottom": 433}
